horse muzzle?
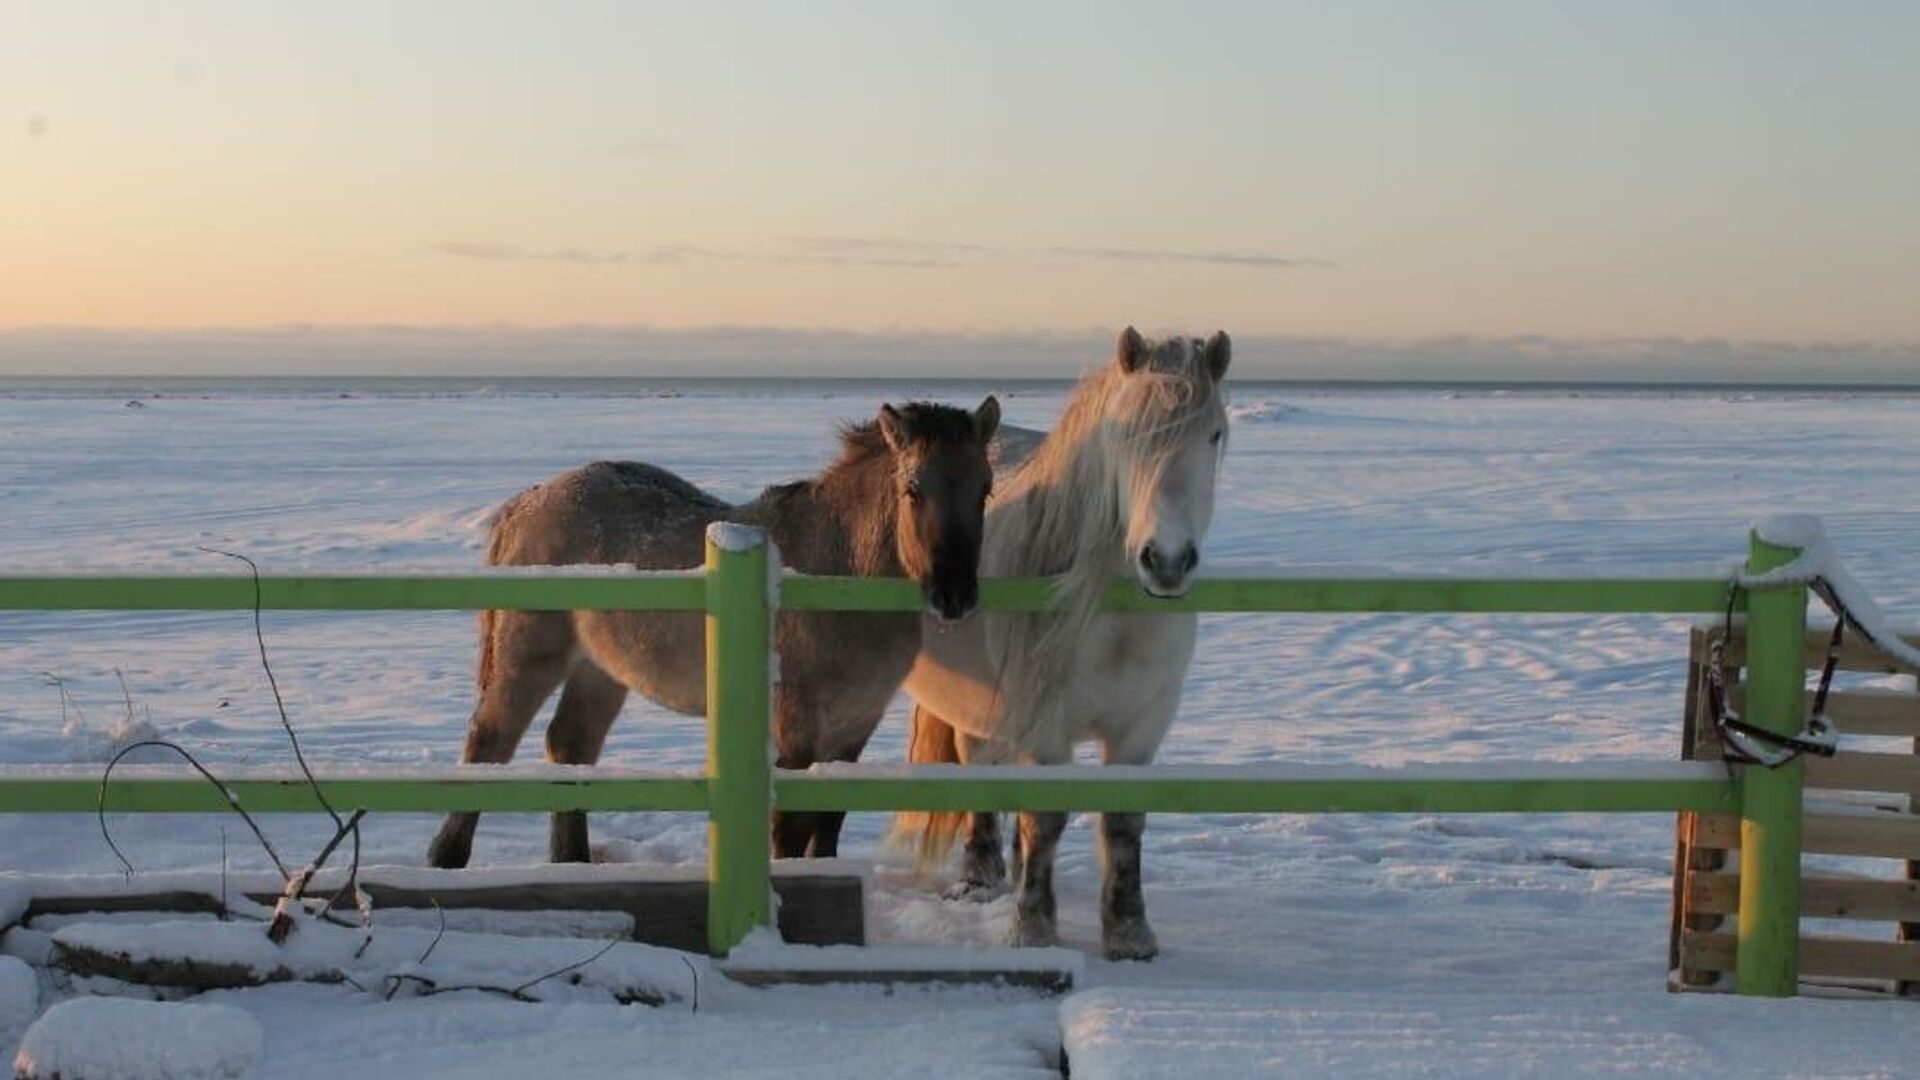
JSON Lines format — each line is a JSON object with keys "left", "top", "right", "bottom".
{"left": 1137, "top": 542, "right": 1199, "bottom": 599}
{"left": 924, "top": 579, "right": 980, "bottom": 629}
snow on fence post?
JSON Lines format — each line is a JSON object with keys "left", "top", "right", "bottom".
{"left": 704, "top": 524, "right": 775, "bottom": 956}
{"left": 1736, "top": 528, "right": 1808, "bottom": 997}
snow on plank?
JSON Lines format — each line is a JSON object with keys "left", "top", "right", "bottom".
{"left": 1061, "top": 987, "right": 1920, "bottom": 1080}
{"left": 720, "top": 931, "right": 1081, "bottom": 993}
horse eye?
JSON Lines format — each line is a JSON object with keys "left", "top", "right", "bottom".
{"left": 905, "top": 479, "right": 923, "bottom": 501}
{"left": 1209, "top": 429, "right": 1224, "bottom": 446}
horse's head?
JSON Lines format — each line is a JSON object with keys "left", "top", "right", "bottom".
{"left": 1104, "top": 326, "right": 1231, "bottom": 598}
{"left": 876, "top": 396, "right": 1000, "bottom": 625}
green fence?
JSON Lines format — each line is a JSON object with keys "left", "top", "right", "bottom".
{"left": 0, "top": 527, "right": 1810, "bottom": 996}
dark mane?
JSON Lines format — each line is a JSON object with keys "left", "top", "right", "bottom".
{"left": 832, "top": 401, "right": 979, "bottom": 469}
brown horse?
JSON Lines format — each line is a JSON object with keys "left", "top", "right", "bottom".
{"left": 428, "top": 398, "right": 1000, "bottom": 868}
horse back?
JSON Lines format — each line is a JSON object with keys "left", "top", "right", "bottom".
{"left": 485, "top": 460, "right": 728, "bottom": 570}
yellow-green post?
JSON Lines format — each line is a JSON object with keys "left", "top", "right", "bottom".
{"left": 705, "top": 523, "right": 774, "bottom": 955}
{"left": 1736, "top": 529, "right": 1807, "bottom": 996}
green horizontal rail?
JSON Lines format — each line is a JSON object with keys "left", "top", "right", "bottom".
{"left": 783, "top": 575, "right": 1739, "bottom": 614}
{"left": 0, "top": 777, "right": 710, "bottom": 814}
{"left": 0, "top": 575, "right": 707, "bottom": 612}
{"left": 772, "top": 771, "right": 1741, "bottom": 815}
{"left": 0, "top": 769, "right": 1738, "bottom": 817}
{"left": 0, "top": 572, "right": 1737, "bottom": 615}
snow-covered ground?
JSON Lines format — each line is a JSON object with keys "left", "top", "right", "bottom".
{"left": 3, "top": 380, "right": 1919, "bottom": 1076}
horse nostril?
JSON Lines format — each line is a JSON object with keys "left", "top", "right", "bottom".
{"left": 1138, "top": 545, "right": 1158, "bottom": 572}
{"left": 1180, "top": 544, "right": 1199, "bottom": 575}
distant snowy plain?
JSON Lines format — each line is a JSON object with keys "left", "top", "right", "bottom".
{"left": 3, "top": 381, "right": 1919, "bottom": 1077}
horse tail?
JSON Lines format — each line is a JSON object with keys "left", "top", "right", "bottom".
{"left": 893, "top": 702, "right": 968, "bottom": 870}
{"left": 474, "top": 492, "right": 522, "bottom": 693}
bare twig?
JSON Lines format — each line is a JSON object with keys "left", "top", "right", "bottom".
{"left": 377, "top": 934, "right": 628, "bottom": 1004}
{"left": 509, "top": 936, "right": 623, "bottom": 997}
{"left": 115, "top": 668, "right": 135, "bottom": 727}
{"left": 98, "top": 738, "right": 291, "bottom": 880}
{"left": 267, "top": 808, "right": 368, "bottom": 943}
{"left": 40, "top": 671, "right": 84, "bottom": 729}
{"left": 196, "top": 547, "right": 343, "bottom": 828}
{"left": 200, "top": 546, "right": 368, "bottom": 940}
{"left": 416, "top": 901, "right": 448, "bottom": 965}
{"left": 679, "top": 954, "right": 700, "bottom": 1013}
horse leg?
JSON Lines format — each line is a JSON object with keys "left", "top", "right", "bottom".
{"left": 544, "top": 661, "right": 629, "bottom": 863}
{"left": 769, "top": 687, "right": 819, "bottom": 859}
{"left": 1096, "top": 721, "right": 1174, "bottom": 961}
{"left": 1097, "top": 811, "right": 1156, "bottom": 960}
{"left": 1008, "top": 809, "right": 1067, "bottom": 948}
{"left": 804, "top": 724, "right": 876, "bottom": 859}
{"left": 955, "top": 732, "right": 1006, "bottom": 895}
{"left": 428, "top": 610, "right": 573, "bottom": 869}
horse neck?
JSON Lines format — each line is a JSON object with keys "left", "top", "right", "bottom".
{"left": 812, "top": 450, "right": 901, "bottom": 577}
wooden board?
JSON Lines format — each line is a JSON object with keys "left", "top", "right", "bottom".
{"left": 1691, "top": 811, "right": 1920, "bottom": 860}
{"left": 1809, "top": 752, "right": 1920, "bottom": 795}
{"left": 24, "top": 872, "right": 864, "bottom": 955}
{"left": 1681, "top": 931, "right": 1920, "bottom": 983}
{"left": 1726, "top": 685, "right": 1920, "bottom": 739}
{"left": 1670, "top": 622, "right": 1920, "bottom": 993}
{"left": 1686, "top": 871, "right": 1920, "bottom": 922}
{"left": 1711, "top": 627, "right": 1920, "bottom": 675}
{"left": 722, "top": 965, "right": 1074, "bottom": 993}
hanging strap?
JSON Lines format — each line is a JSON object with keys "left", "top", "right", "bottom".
{"left": 1708, "top": 585, "right": 1842, "bottom": 770}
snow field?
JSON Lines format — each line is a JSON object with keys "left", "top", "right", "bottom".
{"left": 3, "top": 383, "right": 1919, "bottom": 1076}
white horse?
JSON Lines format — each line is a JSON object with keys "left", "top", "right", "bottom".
{"left": 898, "top": 327, "right": 1230, "bottom": 960}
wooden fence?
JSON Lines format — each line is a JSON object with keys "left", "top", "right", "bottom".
{"left": 0, "top": 527, "right": 1815, "bottom": 995}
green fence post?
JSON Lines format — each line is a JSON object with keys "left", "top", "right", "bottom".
{"left": 705, "top": 523, "right": 775, "bottom": 956}
{"left": 1736, "top": 528, "right": 1808, "bottom": 996}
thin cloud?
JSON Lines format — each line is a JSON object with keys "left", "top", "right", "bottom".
{"left": 1048, "top": 245, "right": 1331, "bottom": 269}
{"left": 786, "top": 235, "right": 1329, "bottom": 269}
{"left": 427, "top": 234, "right": 1328, "bottom": 272}
{"left": 429, "top": 241, "right": 632, "bottom": 266}
{"left": 5, "top": 325, "right": 1918, "bottom": 382}
{"left": 431, "top": 239, "right": 958, "bottom": 271}
{"left": 782, "top": 235, "right": 1002, "bottom": 258}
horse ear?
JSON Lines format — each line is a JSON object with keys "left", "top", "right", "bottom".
{"left": 1202, "top": 331, "right": 1231, "bottom": 380}
{"left": 877, "top": 404, "right": 909, "bottom": 452}
{"left": 1116, "top": 326, "right": 1148, "bottom": 373}
{"left": 973, "top": 395, "right": 1001, "bottom": 442}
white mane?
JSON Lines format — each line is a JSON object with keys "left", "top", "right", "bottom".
{"left": 981, "top": 337, "right": 1225, "bottom": 747}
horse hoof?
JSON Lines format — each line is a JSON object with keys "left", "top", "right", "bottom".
{"left": 1102, "top": 921, "right": 1159, "bottom": 962}
{"left": 942, "top": 879, "right": 1007, "bottom": 903}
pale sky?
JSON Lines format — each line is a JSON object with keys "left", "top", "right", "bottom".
{"left": 4, "top": 3, "right": 1917, "bottom": 378}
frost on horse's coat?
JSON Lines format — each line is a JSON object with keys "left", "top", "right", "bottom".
{"left": 899, "top": 327, "right": 1232, "bottom": 961}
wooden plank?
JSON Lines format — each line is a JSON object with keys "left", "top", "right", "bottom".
{"left": 1688, "top": 871, "right": 1920, "bottom": 922}
{"left": 1674, "top": 811, "right": 1731, "bottom": 987}
{"left": 1683, "top": 931, "right": 1920, "bottom": 982}
{"left": 23, "top": 873, "right": 865, "bottom": 956}
{"left": 1727, "top": 686, "right": 1920, "bottom": 739}
{"left": 1671, "top": 636, "right": 1727, "bottom": 986}
{"left": 1808, "top": 752, "right": 1920, "bottom": 795}
{"left": 721, "top": 966, "right": 1074, "bottom": 993}
{"left": 1716, "top": 627, "right": 1920, "bottom": 674}
{"left": 1694, "top": 811, "right": 1920, "bottom": 860}
{"left": 1901, "top": 720, "right": 1920, "bottom": 994}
